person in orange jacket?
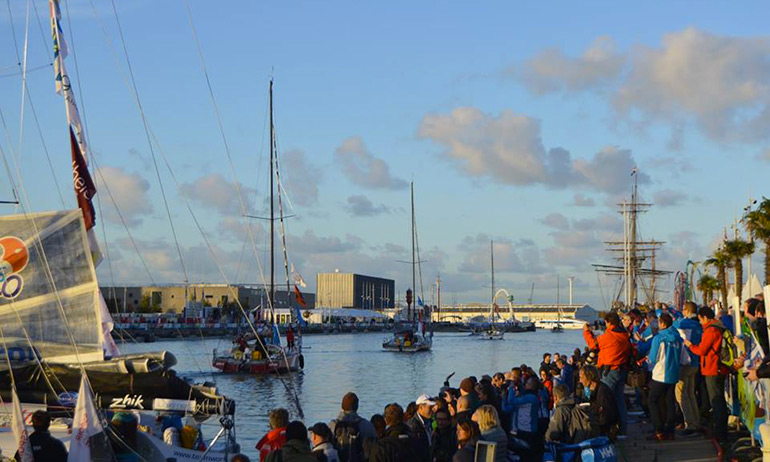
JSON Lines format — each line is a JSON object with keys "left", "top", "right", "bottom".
{"left": 583, "top": 311, "right": 633, "bottom": 435}
{"left": 256, "top": 408, "right": 289, "bottom": 462}
{"left": 684, "top": 306, "right": 728, "bottom": 443}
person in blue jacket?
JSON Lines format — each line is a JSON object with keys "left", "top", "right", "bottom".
{"left": 646, "top": 312, "right": 682, "bottom": 441}
{"left": 672, "top": 301, "right": 703, "bottom": 434}
{"left": 553, "top": 358, "right": 574, "bottom": 393}
{"left": 502, "top": 376, "right": 542, "bottom": 462}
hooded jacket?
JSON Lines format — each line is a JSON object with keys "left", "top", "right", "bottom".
{"left": 545, "top": 396, "right": 577, "bottom": 443}
{"left": 648, "top": 326, "right": 683, "bottom": 384}
{"left": 583, "top": 325, "right": 632, "bottom": 370}
{"left": 673, "top": 315, "right": 703, "bottom": 366}
{"left": 687, "top": 319, "right": 724, "bottom": 376}
{"left": 265, "top": 439, "right": 317, "bottom": 462}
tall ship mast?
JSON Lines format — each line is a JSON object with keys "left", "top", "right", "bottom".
{"left": 593, "top": 170, "right": 671, "bottom": 309}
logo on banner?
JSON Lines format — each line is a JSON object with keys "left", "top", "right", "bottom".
{"left": 0, "top": 236, "right": 29, "bottom": 300}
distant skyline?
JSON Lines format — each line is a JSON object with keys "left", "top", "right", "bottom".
{"left": 1, "top": 1, "right": 769, "bottom": 310}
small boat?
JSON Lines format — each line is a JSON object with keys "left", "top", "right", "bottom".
{"left": 383, "top": 183, "right": 433, "bottom": 353}
{"left": 212, "top": 333, "right": 302, "bottom": 373}
{"left": 551, "top": 324, "right": 564, "bottom": 333}
{"left": 382, "top": 330, "right": 432, "bottom": 352}
{"left": 478, "top": 328, "right": 504, "bottom": 340}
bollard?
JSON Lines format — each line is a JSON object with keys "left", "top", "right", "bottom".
{"left": 760, "top": 422, "right": 770, "bottom": 462}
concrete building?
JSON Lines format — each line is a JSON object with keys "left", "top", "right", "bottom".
{"left": 316, "top": 273, "right": 395, "bottom": 309}
{"left": 433, "top": 303, "right": 599, "bottom": 323}
{"left": 100, "top": 283, "right": 315, "bottom": 314}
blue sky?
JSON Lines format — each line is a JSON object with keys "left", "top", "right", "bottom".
{"left": 1, "top": 1, "right": 769, "bottom": 310}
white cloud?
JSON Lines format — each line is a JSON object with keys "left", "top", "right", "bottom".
{"left": 335, "top": 137, "right": 408, "bottom": 190}
{"left": 179, "top": 173, "right": 255, "bottom": 214}
{"left": 516, "top": 36, "right": 625, "bottom": 94}
{"left": 281, "top": 149, "right": 321, "bottom": 207}
{"left": 571, "top": 193, "right": 595, "bottom": 207}
{"left": 345, "top": 195, "right": 393, "bottom": 217}
{"left": 418, "top": 107, "right": 647, "bottom": 193}
{"left": 540, "top": 213, "right": 569, "bottom": 230}
{"left": 653, "top": 188, "right": 689, "bottom": 207}
{"left": 457, "top": 233, "right": 545, "bottom": 274}
{"left": 615, "top": 28, "right": 770, "bottom": 143}
{"left": 96, "top": 166, "right": 153, "bottom": 226}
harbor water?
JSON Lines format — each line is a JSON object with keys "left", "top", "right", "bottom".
{"left": 122, "top": 330, "right": 585, "bottom": 457}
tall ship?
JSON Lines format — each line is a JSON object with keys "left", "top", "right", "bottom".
{"left": 593, "top": 171, "right": 671, "bottom": 310}
{"left": 383, "top": 183, "right": 433, "bottom": 352}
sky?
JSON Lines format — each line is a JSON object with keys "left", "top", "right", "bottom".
{"left": 1, "top": 0, "right": 769, "bottom": 311}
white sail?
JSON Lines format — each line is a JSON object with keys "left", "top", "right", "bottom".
{"left": 0, "top": 210, "right": 102, "bottom": 362}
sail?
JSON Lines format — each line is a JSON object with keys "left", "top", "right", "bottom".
{"left": 0, "top": 210, "right": 102, "bottom": 362}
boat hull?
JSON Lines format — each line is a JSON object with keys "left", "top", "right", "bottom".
{"left": 212, "top": 352, "right": 302, "bottom": 374}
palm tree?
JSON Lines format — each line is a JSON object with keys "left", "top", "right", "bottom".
{"left": 696, "top": 274, "right": 720, "bottom": 306}
{"left": 723, "top": 238, "right": 755, "bottom": 303}
{"left": 705, "top": 249, "right": 731, "bottom": 308}
{"left": 743, "top": 197, "right": 770, "bottom": 285}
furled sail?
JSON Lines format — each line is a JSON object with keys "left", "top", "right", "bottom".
{"left": 0, "top": 210, "right": 102, "bottom": 362}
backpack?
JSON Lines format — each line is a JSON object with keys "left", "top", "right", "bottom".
{"left": 333, "top": 419, "right": 364, "bottom": 462}
{"left": 568, "top": 405, "right": 599, "bottom": 444}
{"left": 711, "top": 325, "right": 738, "bottom": 373}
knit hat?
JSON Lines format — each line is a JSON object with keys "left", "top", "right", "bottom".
{"left": 460, "top": 377, "right": 474, "bottom": 394}
{"left": 341, "top": 392, "right": 359, "bottom": 411}
{"left": 286, "top": 420, "right": 308, "bottom": 442}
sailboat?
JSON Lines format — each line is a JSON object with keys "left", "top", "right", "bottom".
{"left": 0, "top": 3, "right": 239, "bottom": 460}
{"left": 478, "top": 240, "right": 504, "bottom": 340}
{"left": 552, "top": 276, "right": 564, "bottom": 333}
{"left": 382, "top": 183, "right": 433, "bottom": 352}
{"left": 212, "top": 80, "right": 303, "bottom": 374}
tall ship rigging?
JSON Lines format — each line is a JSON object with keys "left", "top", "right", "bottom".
{"left": 593, "top": 170, "right": 672, "bottom": 310}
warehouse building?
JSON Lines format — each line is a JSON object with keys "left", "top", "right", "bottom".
{"left": 316, "top": 272, "right": 395, "bottom": 309}
{"left": 100, "top": 283, "right": 315, "bottom": 314}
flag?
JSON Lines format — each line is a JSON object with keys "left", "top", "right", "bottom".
{"left": 291, "top": 263, "right": 306, "bottom": 288}
{"left": 98, "top": 291, "right": 120, "bottom": 359}
{"left": 69, "top": 374, "right": 106, "bottom": 462}
{"left": 71, "top": 128, "right": 96, "bottom": 230}
{"left": 294, "top": 285, "right": 307, "bottom": 308}
{"left": 294, "top": 306, "right": 307, "bottom": 328}
{"left": 12, "top": 388, "right": 33, "bottom": 462}
{"left": 50, "top": 0, "right": 87, "bottom": 158}
{"left": 417, "top": 297, "right": 424, "bottom": 307}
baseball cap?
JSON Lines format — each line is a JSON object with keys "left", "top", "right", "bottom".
{"left": 415, "top": 394, "right": 436, "bottom": 406}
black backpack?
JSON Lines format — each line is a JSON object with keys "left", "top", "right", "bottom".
{"left": 334, "top": 419, "right": 364, "bottom": 462}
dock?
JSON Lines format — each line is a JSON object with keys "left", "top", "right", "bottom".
{"left": 617, "top": 413, "right": 721, "bottom": 462}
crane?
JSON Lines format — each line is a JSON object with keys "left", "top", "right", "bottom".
{"left": 528, "top": 283, "right": 535, "bottom": 305}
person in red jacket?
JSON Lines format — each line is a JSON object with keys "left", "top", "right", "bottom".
{"left": 584, "top": 311, "right": 632, "bottom": 435}
{"left": 684, "top": 306, "right": 728, "bottom": 443}
{"left": 256, "top": 408, "right": 289, "bottom": 462}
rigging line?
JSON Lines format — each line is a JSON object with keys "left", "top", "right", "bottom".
{"left": 108, "top": 0, "right": 190, "bottom": 286}
{"left": 22, "top": 88, "right": 67, "bottom": 208}
{"left": 180, "top": 0, "right": 274, "bottom": 317}
{"left": 90, "top": 156, "right": 157, "bottom": 285}
{"left": 30, "top": 0, "right": 53, "bottom": 65}
{"left": 0, "top": 63, "right": 51, "bottom": 78}
{"left": 4, "top": 0, "right": 21, "bottom": 64}
{"left": 147, "top": 125, "right": 303, "bottom": 418}
{"left": 16, "top": 0, "right": 31, "bottom": 193}
{"left": 0, "top": 134, "right": 20, "bottom": 205}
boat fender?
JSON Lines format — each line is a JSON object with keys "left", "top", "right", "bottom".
{"left": 299, "top": 354, "right": 305, "bottom": 369}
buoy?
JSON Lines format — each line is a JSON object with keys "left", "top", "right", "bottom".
{"left": 299, "top": 354, "right": 305, "bottom": 369}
